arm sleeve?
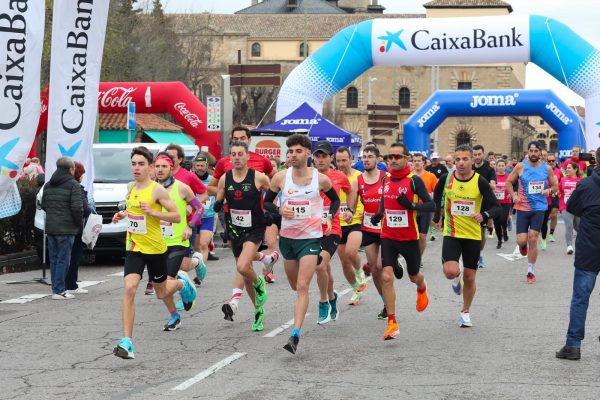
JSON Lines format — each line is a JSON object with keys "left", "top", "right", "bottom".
{"left": 432, "top": 173, "right": 448, "bottom": 222}
{"left": 324, "top": 187, "right": 340, "bottom": 217}
{"left": 263, "top": 189, "right": 279, "bottom": 214}
{"left": 411, "top": 176, "right": 435, "bottom": 212}
{"left": 478, "top": 176, "right": 501, "bottom": 220}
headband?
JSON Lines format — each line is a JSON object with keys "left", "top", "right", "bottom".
{"left": 155, "top": 154, "right": 174, "bottom": 168}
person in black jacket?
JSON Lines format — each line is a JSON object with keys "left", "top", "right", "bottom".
{"left": 41, "top": 157, "right": 83, "bottom": 300}
{"left": 66, "top": 162, "right": 93, "bottom": 294}
{"left": 556, "top": 147, "right": 600, "bottom": 361}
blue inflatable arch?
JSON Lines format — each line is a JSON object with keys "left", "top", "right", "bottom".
{"left": 404, "top": 89, "right": 584, "bottom": 158}
{"left": 276, "top": 15, "right": 600, "bottom": 151}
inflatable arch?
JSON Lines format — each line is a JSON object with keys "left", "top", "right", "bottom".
{"left": 404, "top": 89, "right": 584, "bottom": 158}
{"left": 36, "top": 82, "right": 220, "bottom": 156}
{"left": 276, "top": 15, "right": 600, "bottom": 151}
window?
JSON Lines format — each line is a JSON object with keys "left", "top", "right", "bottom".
{"left": 456, "top": 131, "right": 471, "bottom": 146}
{"left": 540, "top": 119, "right": 545, "bottom": 125}
{"left": 251, "top": 42, "right": 261, "bottom": 57}
{"left": 457, "top": 81, "right": 472, "bottom": 90}
{"left": 398, "top": 87, "right": 410, "bottom": 109}
{"left": 300, "top": 42, "right": 309, "bottom": 58}
{"left": 346, "top": 87, "right": 358, "bottom": 108}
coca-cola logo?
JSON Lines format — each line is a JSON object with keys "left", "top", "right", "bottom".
{"left": 98, "top": 87, "right": 137, "bottom": 109}
{"left": 174, "top": 102, "right": 202, "bottom": 128}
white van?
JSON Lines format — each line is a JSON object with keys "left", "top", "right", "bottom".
{"left": 34, "top": 143, "right": 199, "bottom": 257}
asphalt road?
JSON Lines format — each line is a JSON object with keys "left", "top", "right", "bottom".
{"left": 1, "top": 223, "right": 599, "bottom": 400}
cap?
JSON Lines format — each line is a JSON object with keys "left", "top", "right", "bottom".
{"left": 431, "top": 152, "right": 440, "bottom": 159}
{"left": 313, "top": 140, "right": 333, "bottom": 155}
{"left": 195, "top": 154, "right": 208, "bottom": 162}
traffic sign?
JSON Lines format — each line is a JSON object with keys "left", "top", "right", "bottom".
{"left": 206, "top": 96, "right": 221, "bottom": 132}
{"left": 127, "top": 101, "right": 136, "bottom": 130}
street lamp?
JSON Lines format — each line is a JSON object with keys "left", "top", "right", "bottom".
{"left": 368, "top": 77, "right": 377, "bottom": 142}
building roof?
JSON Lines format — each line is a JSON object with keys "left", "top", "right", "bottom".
{"left": 173, "top": 13, "right": 425, "bottom": 39}
{"left": 423, "top": 0, "right": 512, "bottom": 12}
{"left": 99, "top": 113, "right": 183, "bottom": 132}
{"left": 236, "top": 0, "right": 346, "bottom": 15}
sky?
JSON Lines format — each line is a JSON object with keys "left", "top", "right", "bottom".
{"left": 161, "top": 0, "right": 599, "bottom": 106}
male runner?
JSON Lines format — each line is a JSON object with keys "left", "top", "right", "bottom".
{"left": 264, "top": 134, "right": 339, "bottom": 354}
{"left": 370, "top": 143, "right": 434, "bottom": 340}
{"left": 412, "top": 153, "right": 437, "bottom": 257}
{"left": 335, "top": 146, "right": 367, "bottom": 305}
{"left": 111, "top": 146, "right": 197, "bottom": 359}
{"left": 191, "top": 153, "right": 215, "bottom": 284}
{"left": 433, "top": 144, "right": 500, "bottom": 327}
{"left": 472, "top": 145, "right": 497, "bottom": 268}
{"left": 507, "top": 141, "right": 559, "bottom": 283}
{"left": 214, "top": 141, "right": 271, "bottom": 331}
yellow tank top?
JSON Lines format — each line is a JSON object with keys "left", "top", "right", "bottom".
{"left": 442, "top": 172, "right": 483, "bottom": 240}
{"left": 126, "top": 181, "right": 167, "bottom": 254}
{"left": 340, "top": 169, "right": 364, "bottom": 227}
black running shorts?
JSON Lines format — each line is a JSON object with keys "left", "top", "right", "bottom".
{"left": 230, "top": 228, "right": 265, "bottom": 258}
{"left": 441, "top": 236, "right": 481, "bottom": 270}
{"left": 320, "top": 234, "right": 340, "bottom": 257}
{"left": 166, "top": 245, "right": 188, "bottom": 278}
{"left": 381, "top": 239, "right": 421, "bottom": 277}
{"left": 361, "top": 231, "right": 380, "bottom": 247}
{"left": 417, "top": 212, "right": 432, "bottom": 235}
{"left": 124, "top": 251, "right": 168, "bottom": 283}
{"left": 340, "top": 224, "right": 362, "bottom": 245}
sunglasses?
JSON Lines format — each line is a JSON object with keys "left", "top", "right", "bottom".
{"left": 548, "top": 159, "right": 556, "bottom": 162}
{"left": 388, "top": 154, "right": 407, "bottom": 160}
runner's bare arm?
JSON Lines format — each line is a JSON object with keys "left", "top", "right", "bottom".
{"left": 345, "top": 178, "right": 359, "bottom": 218}
{"left": 256, "top": 171, "right": 271, "bottom": 192}
{"left": 147, "top": 185, "right": 180, "bottom": 223}
{"left": 546, "top": 164, "right": 559, "bottom": 196}
{"left": 207, "top": 176, "right": 219, "bottom": 197}
{"left": 506, "top": 163, "right": 522, "bottom": 202}
{"left": 264, "top": 171, "right": 284, "bottom": 215}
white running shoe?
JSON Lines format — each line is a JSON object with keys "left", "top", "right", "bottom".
{"left": 66, "top": 288, "right": 88, "bottom": 294}
{"left": 261, "top": 251, "right": 280, "bottom": 275}
{"left": 52, "top": 292, "right": 75, "bottom": 300}
{"left": 460, "top": 312, "right": 473, "bottom": 328}
{"left": 567, "top": 245, "right": 574, "bottom": 255}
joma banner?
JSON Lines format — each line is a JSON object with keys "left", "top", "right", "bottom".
{"left": 45, "top": 0, "right": 110, "bottom": 197}
{"left": 0, "top": 1, "right": 45, "bottom": 218}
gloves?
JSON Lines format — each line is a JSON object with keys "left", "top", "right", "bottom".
{"left": 213, "top": 200, "right": 223, "bottom": 213}
{"left": 264, "top": 211, "right": 274, "bottom": 227}
{"left": 396, "top": 193, "right": 413, "bottom": 209}
{"left": 370, "top": 213, "right": 383, "bottom": 226}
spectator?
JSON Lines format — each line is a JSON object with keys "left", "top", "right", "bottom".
{"left": 425, "top": 152, "right": 448, "bottom": 178}
{"left": 352, "top": 141, "right": 388, "bottom": 172}
{"left": 21, "top": 157, "right": 44, "bottom": 180}
{"left": 66, "top": 162, "right": 94, "bottom": 295}
{"left": 444, "top": 154, "right": 455, "bottom": 173}
{"left": 561, "top": 145, "right": 587, "bottom": 175}
{"left": 41, "top": 157, "right": 83, "bottom": 300}
{"left": 556, "top": 146, "right": 600, "bottom": 361}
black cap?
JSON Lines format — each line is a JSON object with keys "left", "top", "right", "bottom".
{"left": 313, "top": 140, "right": 333, "bottom": 155}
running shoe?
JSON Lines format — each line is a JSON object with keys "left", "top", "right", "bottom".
{"left": 193, "top": 277, "right": 203, "bottom": 287}
{"left": 496, "top": 241, "right": 502, "bottom": 249}
{"left": 317, "top": 301, "right": 331, "bottom": 325}
{"left": 222, "top": 301, "right": 237, "bottom": 321}
{"left": 329, "top": 291, "right": 339, "bottom": 321}
{"left": 503, "top": 233, "right": 509, "bottom": 242}
{"left": 477, "top": 255, "right": 485, "bottom": 269}
{"left": 355, "top": 267, "right": 367, "bottom": 286}
{"left": 193, "top": 252, "right": 207, "bottom": 281}
{"left": 487, "top": 230, "right": 494, "bottom": 239}
{"left": 519, "top": 244, "right": 528, "bottom": 256}
{"left": 253, "top": 276, "right": 268, "bottom": 307}
{"left": 526, "top": 272, "right": 537, "bottom": 284}
{"left": 567, "top": 245, "right": 574, "bottom": 255}
{"left": 548, "top": 234, "right": 556, "bottom": 242}
{"left": 540, "top": 239, "right": 547, "bottom": 251}
{"left": 362, "top": 263, "right": 371, "bottom": 277}
{"left": 175, "top": 298, "right": 184, "bottom": 311}
{"left": 383, "top": 319, "right": 399, "bottom": 340}
{"left": 416, "top": 283, "right": 429, "bottom": 312}
{"left": 377, "top": 306, "right": 388, "bottom": 320}
{"left": 113, "top": 337, "right": 135, "bottom": 359}
{"left": 460, "top": 312, "right": 473, "bottom": 328}
{"left": 348, "top": 289, "right": 361, "bottom": 305}
{"left": 208, "top": 251, "right": 219, "bottom": 261}
{"left": 507, "top": 217, "right": 512, "bottom": 231}
{"left": 145, "top": 281, "right": 154, "bottom": 295}
{"left": 251, "top": 307, "right": 265, "bottom": 331}
{"left": 452, "top": 276, "right": 463, "bottom": 295}
{"left": 261, "top": 250, "right": 280, "bottom": 276}
{"left": 430, "top": 235, "right": 436, "bottom": 241}
{"left": 163, "top": 314, "right": 181, "bottom": 331}
{"left": 264, "top": 272, "right": 275, "bottom": 283}
{"left": 284, "top": 334, "right": 300, "bottom": 354}
{"left": 392, "top": 259, "right": 404, "bottom": 280}
{"left": 177, "top": 271, "right": 197, "bottom": 311}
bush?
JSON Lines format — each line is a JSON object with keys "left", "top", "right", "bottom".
{"left": 0, "top": 179, "right": 39, "bottom": 255}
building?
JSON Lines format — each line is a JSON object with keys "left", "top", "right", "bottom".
{"left": 175, "top": 0, "right": 536, "bottom": 158}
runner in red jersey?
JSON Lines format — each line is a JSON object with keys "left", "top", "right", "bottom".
{"left": 312, "top": 140, "right": 354, "bottom": 324}
{"left": 546, "top": 153, "right": 563, "bottom": 243}
{"left": 357, "top": 145, "right": 387, "bottom": 320}
{"left": 559, "top": 162, "right": 583, "bottom": 255}
{"left": 370, "top": 143, "right": 435, "bottom": 341}
{"left": 492, "top": 159, "right": 513, "bottom": 249}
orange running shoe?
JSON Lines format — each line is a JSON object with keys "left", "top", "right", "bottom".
{"left": 416, "top": 283, "right": 429, "bottom": 312}
{"left": 526, "top": 272, "right": 536, "bottom": 284}
{"left": 383, "top": 319, "right": 399, "bottom": 340}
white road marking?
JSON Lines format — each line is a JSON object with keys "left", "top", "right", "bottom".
{"left": 107, "top": 271, "right": 124, "bottom": 277}
{"left": 171, "top": 352, "right": 246, "bottom": 391}
{"left": 0, "top": 281, "right": 104, "bottom": 304}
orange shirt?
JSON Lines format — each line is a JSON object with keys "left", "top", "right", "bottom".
{"left": 415, "top": 170, "right": 437, "bottom": 196}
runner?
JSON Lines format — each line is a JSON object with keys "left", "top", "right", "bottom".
{"left": 506, "top": 141, "right": 559, "bottom": 283}
{"left": 559, "top": 162, "right": 583, "bottom": 255}
{"left": 111, "top": 146, "right": 197, "bottom": 359}
{"left": 368, "top": 143, "right": 434, "bottom": 340}
{"left": 492, "top": 159, "right": 512, "bottom": 249}
{"left": 214, "top": 141, "right": 271, "bottom": 331}
{"left": 153, "top": 152, "right": 206, "bottom": 330}
{"left": 546, "top": 153, "right": 563, "bottom": 243}
{"left": 358, "top": 145, "right": 387, "bottom": 319}
{"left": 263, "top": 134, "right": 339, "bottom": 354}
{"left": 411, "top": 153, "right": 437, "bottom": 257}
{"left": 335, "top": 146, "right": 367, "bottom": 306}
{"left": 190, "top": 153, "right": 215, "bottom": 285}
{"left": 472, "top": 145, "right": 497, "bottom": 268}
{"left": 311, "top": 140, "right": 353, "bottom": 324}
{"left": 433, "top": 144, "right": 500, "bottom": 328}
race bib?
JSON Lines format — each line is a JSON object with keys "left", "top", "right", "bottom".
{"left": 289, "top": 199, "right": 311, "bottom": 219}
{"left": 528, "top": 181, "right": 544, "bottom": 194}
{"left": 339, "top": 202, "right": 348, "bottom": 215}
{"left": 160, "top": 221, "right": 174, "bottom": 238}
{"left": 322, "top": 206, "right": 330, "bottom": 223}
{"left": 451, "top": 200, "right": 475, "bottom": 217}
{"left": 127, "top": 215, "right": 147, "bottom": 234}
{"left": 494, "top": 190, "right": 505, "bottom": 200}
{"left": 363, "top": 211, "right": 381, "bottom": 230}
{"left": 385, "top": 210, "right": 408, "bottom": 228}
{"left": 231, "top": 209, "right": 252, "bottom": 228}
{"left": 564, "top": 189, "right": 574, "bottom": 204}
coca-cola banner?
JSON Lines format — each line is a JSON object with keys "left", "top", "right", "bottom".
{"left": 45, "top": 1, "right": 110, "bottom": 194}
{"left": 0, "top": 1, "right": 45, "bottom": 218}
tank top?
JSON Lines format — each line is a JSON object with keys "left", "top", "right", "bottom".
{"left": 161, "top": 181, "right": 189, "bottom": 247}
{"left": 494, "top": 173, "right": 511, "bottom": 205}
{"left": 358, "top": 171, "right": 386, "bottom": 234}
{"left": 381, "top": 173, "right": 419, "bottom": 241}
{"left": 340, "top": 169, "right": 364, "bottom": 227}
{"left": 321, "top": 170, "right": 350, "bottom": 237}
{"left": 442, "top": 172, "right": 484, "bottom": 240}
{"left": 126, "top": 181, "right": 166, "bottom": 254}
{"left": 199, "top": 174, "right": 215, "bottom": 218}
{"left": 280, "top": 167, "right": 323, "bottom": 240}
{"left": 514, "top": 161, "right": 549, "bottom": 212}
{"left": 224, "top": 169, "right": 264, "bottom": 235}
{"left": 559, "top": 176, "right": 581, "bottom": 211}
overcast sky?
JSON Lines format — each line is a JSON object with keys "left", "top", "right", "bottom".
{"left": 161, "top": 0, "right": 599, "bottom": 106}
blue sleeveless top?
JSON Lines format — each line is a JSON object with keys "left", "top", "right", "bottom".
{"left": 515, "top": 161, "right": 548, "bottom": 212}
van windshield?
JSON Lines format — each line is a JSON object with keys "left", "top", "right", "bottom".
{"left": 94, "top": 148, "right": 140, "bottom": 183}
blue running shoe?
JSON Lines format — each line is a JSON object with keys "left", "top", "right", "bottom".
{"left": 477, "top": 255, "right": 485, "bottom": 269}
{"left": 164, "top": 314, "right": 181, "bottom": 331}
{"left": 113, "top": 337, "right": 135, "bottom": 359}
{"left": 317, "top": 301, "right": 331, "bottom": 325}
{"left": 452, "top": 276, "right": 463, "bottom": 295}
{"left": 192, "top": 252, "right": 207, "bottom": 281}
{"left": 329, "top": 291, "right": 339, "bottom": 321}
{"left": 177, "top": 271, "right": 197, "bottom": 310}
